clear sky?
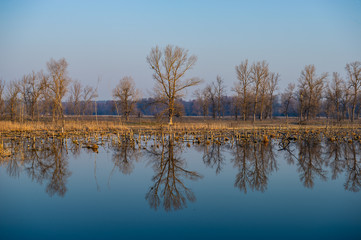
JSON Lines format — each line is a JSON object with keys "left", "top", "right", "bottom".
{"left": 0, "top": 0, "right": 360, "bottom": 100}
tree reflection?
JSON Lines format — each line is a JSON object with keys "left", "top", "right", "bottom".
{"left": 296, "top": 138, "right": 327, "bottom": 188}
{"left": 110, "top": 137, "right": 141, "bottom": 175}
{"left": 1, "top": 137, "right": 71, "bottom": 197}
{"left": 201, "top": 134, "right": 227, "bottom": 174}
{"left": 324, "top": 141, "right": 345, "bottom": 180}
{"left": 43, "top": 139, "right": 70, "bottom": 197}
{"left": 145, "top": 133, "right": 202, "bottom": 211}
{"left": 344, "top": 142, "right": 361, "bottom": 192}
{"left": 231, "top": 141, "right": 277, "bottom": 193}
{"left": 278, "top": 134, "right": 361, "bottom": 192}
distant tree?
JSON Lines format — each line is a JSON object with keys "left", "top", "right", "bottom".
{"left": 146, "top": 45, "right": 201, "bottom": 125}
{"left": 251, "top": 60, "right": 269, "bottom": 122}
{"left": 45, "top": 58, "right": 71, "bottom": 122}
{"left": 345, "top": 61, "right": 361, "bottom": 122}
{"left": 19, "top": 71, "right": 46, "bottom": 120}
{"left": 82, "top": 85, "right": 98, "bottom": 115}
{"left": 213, "top": 75, "right": 226, "bottom": 118}
{"left": 6, "top": 80, "right": 20, "bottom": 121}
{"left": 194, "top": 87, "right": 210, "bottom": 117}
{"left": 235, "top": 59, "right": 252, "bottom": 121}
{"left": 112, "top": 76, "right": 139, "bottom": 121}
{"left": 266, "top": 72, "right": 279, "bottom": 119}
{"left": 205, "top": 84, "right": 217, "bottom": 119}
{"left": 281, "top": 83, "right": 295, "bottom": 121}
{"left": 68, "top": 80, "right": 82, "bottom": 117}
{"left": 297, "top": 64, "right": 327, "bottom": 120}
{"left": 230, "top": 95, "right": 241, "bottom": 120}
{"left": 258, "top": 76, "right": 268, "bottom": 120}
{"left": 326, "top": 72, "right": 344, "bottom": 121}
{"left": 0, "top": 79, "right": 5, "bottom": 118}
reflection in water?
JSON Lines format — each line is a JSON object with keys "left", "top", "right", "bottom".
{"left": 324, "top": 141, "right": 345, "bottom": 180}
{"left": 193, "top": 136, "right": 225, "bottom": 174}
{"left": 145, "top": 133, "right": 203, "bottom": 211}
{"left": 110, "top": 137, "right": 141, "bottom": 175}
{"left": 297, "top": 137, "right": 327, "bottom": 188}
{"left": 1, "top": 132, "right": 361, "bottom": 206}
{"left": 280, "top": 135, "right": 361, "bottom": 192}
{"left": 231, "top": 141, "right": 277, "bottom": 193}
{"left": 344, "top": 142, "right": 361, "bottom": 192}
{"left": 1, "top": 137, "right": 70, "bottom": 197}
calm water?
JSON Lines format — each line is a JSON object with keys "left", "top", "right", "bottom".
{"left": 0, "top": 134, "right": 360, "bottom": 240}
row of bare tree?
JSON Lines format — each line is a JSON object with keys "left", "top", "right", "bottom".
{"left": 193, "top": 60, "right": 279, "bottom": 121}
{"left": 147, "top": 45, "right": 361, "bottom": 123}
{"left": 280, "top": 62, "right": 361, "bottom": 122}
{"left": 193, "top": 61, "right": 361, "bottom": 122}
{"left": 0, "top": 45, "right": 360, "bottom": 123}
{"left": 0, "top": 58, "right": 98, "bottom": 122}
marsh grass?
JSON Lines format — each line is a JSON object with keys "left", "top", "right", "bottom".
{"left": 0, "top": 117, "right": 360, "bottom": 133}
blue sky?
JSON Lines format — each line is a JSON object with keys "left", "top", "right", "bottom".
{"left": 0, "top": 0, "right": 360, "bottom": 100}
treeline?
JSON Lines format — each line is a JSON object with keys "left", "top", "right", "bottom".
{"left": 0, "top": 55, "right": 360, "bottom": 122}
{"left": 0, "top": 58, "right": 97, "bottom": 122}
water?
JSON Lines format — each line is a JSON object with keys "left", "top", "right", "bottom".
{"left": 0, "top": 135, "right": 360, "bottom": 239}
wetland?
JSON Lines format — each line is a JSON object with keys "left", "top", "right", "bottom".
{"left": 1, "top": 125, "right": 361, "bottom": 239}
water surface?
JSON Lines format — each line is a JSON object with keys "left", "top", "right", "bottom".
{"left": 0, "top": 134, "right": 360, "bottom": 239}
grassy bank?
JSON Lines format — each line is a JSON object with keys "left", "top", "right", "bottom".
{"left": 0, "top": 116, "right": 360, "bottom": 134}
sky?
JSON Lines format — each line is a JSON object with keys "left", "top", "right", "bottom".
{"left": 0, "top": 0, "right": 360, "bottom": 100}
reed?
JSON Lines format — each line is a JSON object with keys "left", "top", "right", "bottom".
{"left": 0, "top": 118, "right": 360, "bottom": 134}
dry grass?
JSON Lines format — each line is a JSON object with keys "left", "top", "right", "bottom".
{"left": 0, "top": 117, "right": 361, "bottom": 134}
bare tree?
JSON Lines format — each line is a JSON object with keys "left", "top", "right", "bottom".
{"left": 147, "top": 45, "right": 201, "bottom": 125}
{"left": 46, "top": 58, "right": 71, "bottom": 122}
{"left": 326, "top": 72, "right": 344, "bottom": 121}
{"left": 258, "top": 73, "right": 268, "bottom": 120}
{"left": 193, "top": 87, "right": 209, "bottom": 118}
{"left": 267, "top": 72, "right": 279, "bottom": 119}
{"left": 112, "top": 76, "right": 139, "bottom": 121}
{"left": 251, "top": 60, "right": 269, "bottom": 122}
{"left": 281, "top": 83, "right": 295, "bottom": 121}
{"left": 205, "top": 84, "right": 217, "bottom": 119}
{"left": 213, "top": 75, "right": 226, "bottom": 118}
{"left": 82, "top": 85, "right": 98, "bottom": 116}
{"left": 345, "top": 61, "right": 361, "bottom": 122}
{"left": 297, "top": 64, "right": 327, "bottom": 120}
{"left": 6, "top": 80, "right": 20, "bottom": 121}
{"left": 19, "top": 71, "right": 46, "bottom": 120}
{"left": 68, "top": 80, "right": 82, "bottom": 117}
{"left": 0, "top": 79, "right": 5, "bottom": 118}
{"left": 230, "top": 92, "right": 241, "bottom": 120}
{"left": 235, "top": 59, "right": 252, "bottom": 121}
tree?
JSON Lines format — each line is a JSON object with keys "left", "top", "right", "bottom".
{"left": 213, "top": 75, "right": 226, "bottom": 118}
{"left": 297, "top": 64, "right": 327, "bottom": 120}
{"left": 19, "top": 71, "right": 46, "bottom": 120}
{"left": 112, "top": 76, "right": 139, "bottom": 121}
{"left": 281, "top": 83, "right": 295, "bottom": 121}
{"left": 251, "top": 60, "right": 269, "bottom": 122}
{"left": 235, "top": 59, "right": 252, "bottom": 121}
{"left": 68, "top": 80, "right": 82, "bottom": 117}
{"left": 0, "top": 79, "right": 5, "bottom": 118}
{"left": 326, "top": 72, "right": 344, "bottom": 121}
{"left": 345, "top": 61, "right": 361, "bottom": 122}
{"left": 230, "top": 93, "right": 241, "bottom": 120}
{"left": 205, "top": 84, "right": 217, "bottom": 119}
{"left": 82, "top": 84, "right": 98, "bottom": 115}
{"left": 46, "top": 58, "right": 71, "bottom": 122}
{"left": 193, "top": 87, "right": 209, "bottom": 117}
{"left": 6, "top": 80, "right": 20, "bottom": 121}
{"left": 146, "top": 45, "right": 201, "bottom": 125}
{"left": 267, "top": 72, "right": 279, "bottom": 119}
